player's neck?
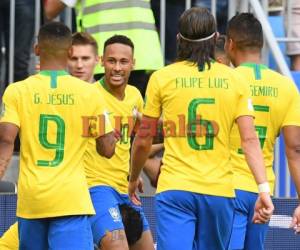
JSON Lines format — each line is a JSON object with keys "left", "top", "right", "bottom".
{"left": 235, "top": 50, "right": 261, "bottom": 67}
{"left": 39, "top": 60, "right": 68, "bottom": 71}
{"left": 102, "top": 78, "right": 126, "bottom": 100}
{"left": 87, "top": 76, "right": 96, "bottom": 83}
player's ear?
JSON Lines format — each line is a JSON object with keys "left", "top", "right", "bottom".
{"left": 228, "top": 38, "right": 234, "bottom": 51}
{"left": 132, "top": 58, "right": 136, "bottom": 70}
{"left": 215, "top": 32, "right": 220, "bottom": 42}
{"left": 68, "top": 47, "right": 73, "bottom": 58}
{"left": 34, "top": 44, "right": 40, "bottom": 56}
{"left": 100, "top": 56, "right": 104, "bottom": 67}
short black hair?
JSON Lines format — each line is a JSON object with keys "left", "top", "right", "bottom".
{"left": 226, "top": 13, "right": 263, "bottom": 51}
{"left": 119, "top": 204, "right": 143, "bottom": 246}
{"left": 38, "top": 22, "right": 72, "bottom": 54}
{"left": 103, "top": 35, "right": 134, "bottom": 54}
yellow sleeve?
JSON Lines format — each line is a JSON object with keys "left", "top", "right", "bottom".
{"left": 0, "top": 85, "right": 20, "bottom": 127}
{"left": 0, "top": 222, "right": 19, "bottom": 250}
{"left": 143, "top": 72, "right": 161, "bottom": 118}
{"left": 282, "top": 82, "right": 300, "bottom": 126}
{"left": 234, "top": 73, "right": 254, "bottom": 119}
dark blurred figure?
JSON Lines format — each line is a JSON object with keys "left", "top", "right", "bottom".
{"left": 0, "top": 0, "right": 35, "bottom": 152}
{"left": 215, "top": 34, "right": 231, "bottom": 66}
{"left": 151, "top": 0, "right": 184, "bottom": 64}
{"left": 194, "top": 0, "right": 228, "bottom": 34}
{"left": 151, "top": 0, "right": 228, "bottom": 64}
{"left": 0, "top": 0, "right": 35, "bottom": 88}
{"left": 119, "top": 204, "right": 143, "bottom": 246}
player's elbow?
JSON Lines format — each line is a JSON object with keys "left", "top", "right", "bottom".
{"left": 134, "top": 136, "right": 152, "bottom": 152}
{"left": 241, "top": 135, "right": 259, "bottom": 151}
{"left": 286, "top": 143, "right": 300, "bottom": 161}
{"left": 97, "top": 146, "right": 115, "bottom": 159}
{"left": 95, "top": 133, "right": 116, "bottom": 158}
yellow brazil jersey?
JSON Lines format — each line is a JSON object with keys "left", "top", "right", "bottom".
{"left": 0, "top": 223, "right": 18, "bottom": 250}
{"left": 84, "top": 78, "right": 143, "bottom": 194}
{"left": 143, "top": 61, "right": 254, "bottom": 197}
{"left": 230, "top": 63, "right": 300, "bottom": 194}
{"left": 0, "top": 71, "right": 112, "bottom": 218}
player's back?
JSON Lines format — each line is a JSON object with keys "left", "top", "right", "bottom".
{"left": 144, "top": 61, "right": 253, "bottom": 197}
{"left": 2, "top": 71, "right": 104, "bottom": 218}
{"left": 230, "top": 63, "right": 300, "bottom": 193}
{"left": 84, "top": 82, "right": 143, "bottom": 194}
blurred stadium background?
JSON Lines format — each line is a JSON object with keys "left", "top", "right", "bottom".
{"left": 1, "top": 0, "right": 300, "bottom": 249}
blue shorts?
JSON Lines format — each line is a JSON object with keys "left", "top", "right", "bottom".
{"left": 89, "top": 185, "right": 150, "bottom": 245}
{"left": 18, "top": 215, "right": 93, "bottom": 250}
{"left": 229, "top": 189, "right": 269, "bottom": 250}
{"left": 155, "top": 190, "right": 234, "bottom": 250}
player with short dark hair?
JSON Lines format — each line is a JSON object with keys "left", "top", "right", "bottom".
{"left": 85, "top": 34, "right": 154, "bottom": 250}
{"left": 225, "top": 13, "right": 300, "bottom": 249}
{"left": 0, "top": 22, "right": 115, "bottom": 250}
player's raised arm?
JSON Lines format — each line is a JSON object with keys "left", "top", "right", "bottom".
{"left": 43, "top": 0, "right": 67, "bottom": 20}
{"left": 236, "top": 115, "right": 274, "bottom": 223}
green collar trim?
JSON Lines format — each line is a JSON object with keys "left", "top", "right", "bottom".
{"left": 240, "top": 63, "right": 268, "bottom": 80}
{"left": 240, "top": 63, "right": 268, "bottom": 69}
{"left": 39, "top": 70, "right": 69, "bottom": 89}
{"left": 39, "top": 70, "right": 69, "bottom": 76}
{"left": 99, "top": 77, "right": 109, "bottom": 93}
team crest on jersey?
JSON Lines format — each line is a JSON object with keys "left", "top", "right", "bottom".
{"left": 109, "top": 207, "right": 121, "bottom": 222}
{"left": 0, "top": 103, "right": 5, "bottom": 118}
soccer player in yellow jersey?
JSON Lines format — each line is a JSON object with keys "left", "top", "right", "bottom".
{"left": 84, "top": 34, "right": 154, "bottom": 250}
{"left": 0, "top": 223, "right": 18, "bottom": 250}
{"left": 225, "top": 13, "right": 300, "bottom": 249}
{"left": 0, "top": 32, "right": 149, "bottom": 250}
{"left": 0, "top": 22, "right": 116, "bottom": 250}
{"left": 128, "top": 7, "right": 274, "bottom": 250}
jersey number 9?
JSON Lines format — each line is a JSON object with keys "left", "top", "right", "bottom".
{"left": 37, "top": 114, "right": 65, "bottom": 167}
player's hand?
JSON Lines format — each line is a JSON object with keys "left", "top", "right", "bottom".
{"left": 128, "top": 179, "right": 141, "bottom": 206}
{"left": 137, "top": 177, "right": 144, "bottom": 193}
{"left": 252, "top": 192, "right": 274, "bottom": 224}
{"left": 0, "top": 161, "right": 8, "bottom": 180}
{"left": 291, "top": 205, "right": 300, "bottom": 234}
{"left": 114, "top": 129, "right": 121, "bottom": 141}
